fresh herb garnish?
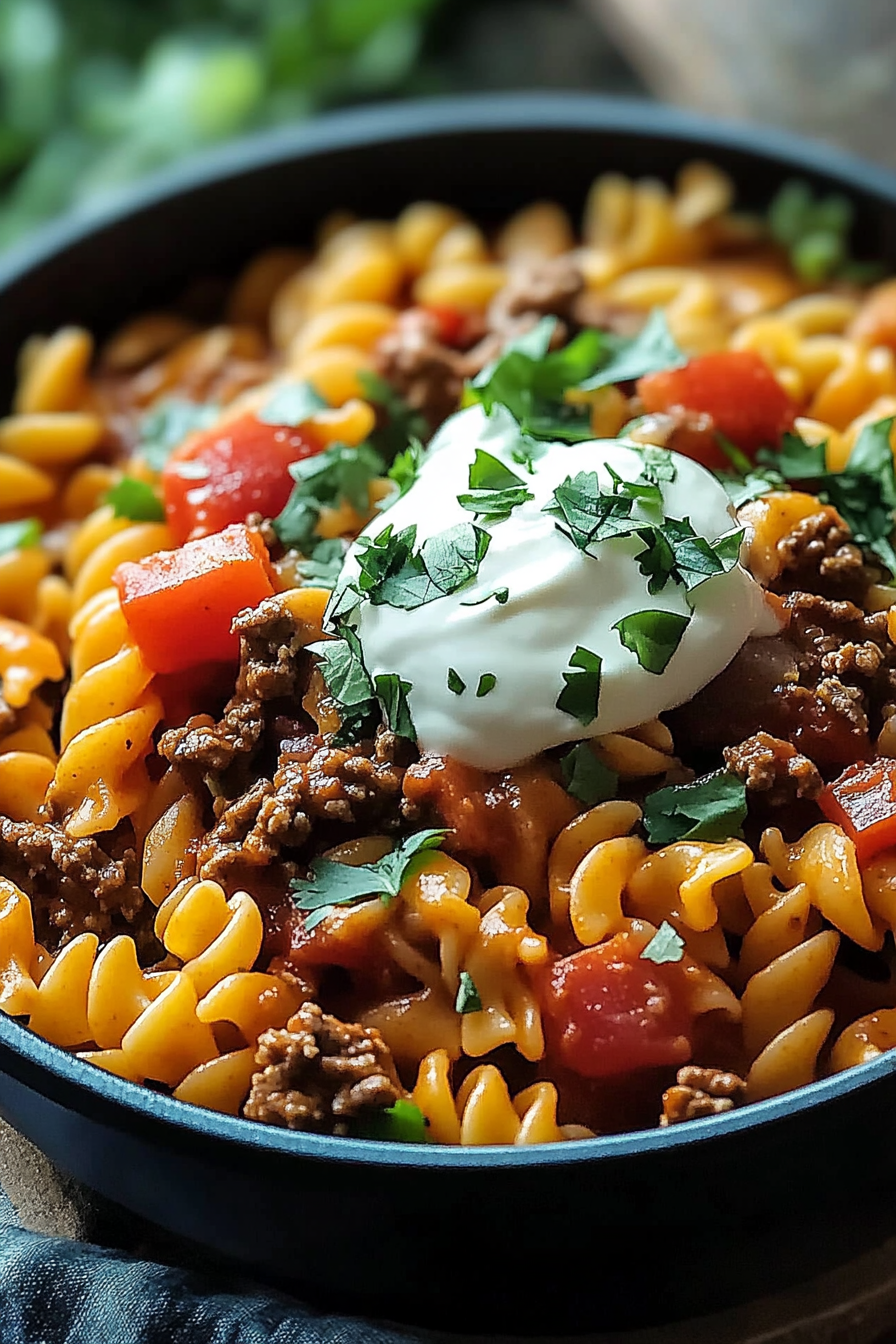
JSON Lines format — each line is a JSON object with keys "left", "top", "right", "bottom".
{"left": 578, "top": 309, "right": 686, "bottom": 391}
{"left": 640, "top": 921, "right": 685, "bottom": 965}
{"left": 457, "top": 449, "right": 534, "bottom": 523}
{"left": 476, "top": 673, "right": 497, "bottom": 698}
{"left": 752, "top": 418, "right": 896, "bottom": 572}
{"left": 354, "top": 1098, "right": 429, "bottom": 1144}
{"left": 373, "top": 673, "right": 415, "bottom": 741}
{"left": 0, "top": 518, "right": 42, "bottom": 556}
{"left": 137, "top": 397, "right": 219, "bottom": 472}
{"left": 257, "top": 380, "right": 327, "bottom": 427}
{"left": 353, "top": 520, "right": 491, "bottom": 611}
{"left": 560, "top": 742, "right": 618, "bottom": 806}
{"left": 613, "top": 610, "right": 689, "bottom": 674}
{"left": 465, "top": 317, "right": 602, "bottom": 442}
{"left": 556, "top": 646, "right": 602, "bottom": 725}
{"left": 104, "top": 476, "right": 165, "bottom": 522}
{"left": 543, "top": 470, "right": 640, "bottom": 551}
{"left": 635, "top": 445, "right": 677, "bottom": 484}
{"left": 386, "top": 437, "right": 426, "bottom": 499}
{"left": 459, "top": 586, "right": 509, "bottom": 607}
{"left": 447, "top": 668, "right": 466, "bottom": 695}
{"left": 290, "top": 828, "right": 449, "bottom": 931}
{"left": 293, "top": 538, "right": 349, "bottom": 589}
{"left": 308, "top": 628, "right": 374, "bottom": 717}
{"left": 768, "top": 179, "right": 883, "bottom": 285}
{"left": 642, "top": 770, "right": 748, "bottom": 845}
{"left": 272, "top": 440, "right": 386, "bottom": 551}
{"left": 455, "top": 971, "right": 482, "bottom": 1015}
{"left": 357, "top": 370, "right": 430, "bottom": 462}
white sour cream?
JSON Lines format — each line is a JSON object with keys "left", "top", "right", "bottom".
{"left": 332, "top": 404, "right": 773, "bottom": 771}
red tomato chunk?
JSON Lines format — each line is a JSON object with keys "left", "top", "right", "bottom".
{"left": 113, "top": 523, "right": 274, "bottom": 674}
{"left": 541, "top": 934, "right": 695, "bottom": 1080}
{"left": 162, "top": 410, "right": 323, "bottom": 544}
{"left": 819, "top": 759, "right": 896, "bottom": 864}
{"left": 637, "top": 350, "right": 797, "bottom": 464}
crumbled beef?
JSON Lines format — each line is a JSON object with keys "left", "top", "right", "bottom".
{"left": 374, "top": 307, "right": 482, "bottom": 429}
{"left": 487, "top": 254, "right": 584, "bottom": 339}
{"left": 772, "top": 506, "right": 870, "bottom": 603}
{"left": 660, "top": 1066, "right": 746, "bottom": 1126}
{"left": 159, "top": 592, "right": 316, "bottom": 779}
{"left": 0, "top": 816, "right": 153, "bottom": 956}
{"left": 723, "top": 731, "right": 823, "bottom": 804}
{"left": 243, "top": 1001, "right": 405, "bottom": 1133}
{"left": 197, "top": 728, "right": 408, "bottom": 883}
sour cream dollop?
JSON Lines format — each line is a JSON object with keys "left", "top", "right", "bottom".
{"left": 332, "top": 404, "right": 774, "bottom": 770}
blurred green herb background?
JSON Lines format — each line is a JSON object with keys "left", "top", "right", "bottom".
{"left": 0, "top": 0, "right": 637, "bottom": 250}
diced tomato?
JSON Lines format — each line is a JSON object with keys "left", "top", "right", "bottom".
{"left": 819, "top": 759, "right": 896, "bottom": 864}
{"left": 162, "top": 410, "right": 323, "bottom": 545}
{"left": 422, "top": 303, "right": 467, "bottom": 346}
{"left": 113, "top": 523, "right": 274, "bottom": 673}
{"left": 637, "top": 350, "right": 797, "bottom": 465}
{"left": 541, "top": 933, "right": 694, "bottom": 1079}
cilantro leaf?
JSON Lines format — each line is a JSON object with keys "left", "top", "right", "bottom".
{"left": 373, "top": 673, "right": 415, "bottom": 741}
{"left": 455, "top": 971, "right": 482, "bottom": 1014}
{"left": 457, "top": 449, "right": 534, "bottom": 523}
{"left": 614, "top": 610, "right": 689, "bottom": 674}
{"left": 557, "top": 646, "right": 602, "bottom": 725}
{"left": 636, "top": 445, "right": 677, "bottom": 484}
{"left": 357, "top": 370, "right": 430, "bottom": 462}
{"left": 642, "top": 770, "right": 747, "bottom": 845}
{"left": 272, "top": 440, "right": 386, "bottom": 551}
{"left": 386, "top": 437, "right": 425, "bottom": 499}
{"left": 578, "top": 309, "right": 685, "bottom": 391}
{"left": 476, "top": 673, "right": 497, "bottom": 698}
{"left": 104, "top": 477, "right": 165, "bottom": 522}
{"left": 257, "top": 380, "right": 327, "bottom": 427}
{"left": 459, "top": 586, "right": 509, "bottom": 607}
{"left": 293, "top": 538, "right": 348, "bottom": 589}
{"left": 718, "top": 466, "right": 787, "bottom": 509}
{"left": 354, "top": 1098, "right": 429, "bottom": 1143}
{"left": 447, "top": 667, "right": 465, "bottom": 695}
{"left": 307, "top": 629, "right": 373, "bottom": 713}
{"left": 640, "top": 921, "right": 685, "bottom": 965}
{"left": 543, "top": 471, "right": 638, "bottom": 551}
{"left": 768, "top": 179, "right": 882, "bottom": 285}
{"left": 560, "top": 742, "right": 618, "bottom": 806}
{"left": 137, "top": 398, "right": 219, "bottom": 472}
{"left": 290, "top": 827, "right": 449, "bottom": 931}
{"left": 361, "top": 521, "right": 491, "bottom": 611}
{"left": 0, "top": 518, "right": 42, "bottom": 556}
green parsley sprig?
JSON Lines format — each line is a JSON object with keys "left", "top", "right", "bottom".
{"left": 104, "top": 476, "right": 165, "bottom": 522}
{"left": 560, "top": 742, "right": 618, "bottom": 806}
{"left": 642, "top": 770, "right": 748, "bottom": 845}
{"left": 290, "top": 828, "right": 449, "bottom": 931}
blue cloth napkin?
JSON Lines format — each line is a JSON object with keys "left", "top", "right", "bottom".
{"left": 0, "top": 1183, "right": 420, "bottom": 1344}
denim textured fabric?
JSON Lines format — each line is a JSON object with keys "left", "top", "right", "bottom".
{"left": 0, "top": 1187, "right": 416, "bottom": 1344}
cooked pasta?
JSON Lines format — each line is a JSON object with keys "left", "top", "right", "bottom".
{"left": 5, "top": 165, "right": 896, "bottom": 1145}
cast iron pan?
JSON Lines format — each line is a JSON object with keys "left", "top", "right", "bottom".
{"left": 2, "top": 95, "right": 896, "bottom": 1336}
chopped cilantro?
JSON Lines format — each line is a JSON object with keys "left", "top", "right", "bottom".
{"left": 642, "top": 770, "right": 748, "bottom": 845}
{"left": 104, "top": 476, "right": 165, "bottom": 522}
{"left": 293, "top": 538, "right": 348, "bottom": 589}
{"left": 476, "top": 673, "right": 497, "bottom": 698}
{"left": 307, "top": 628, "right": 373, "bottom": 716}
{"left": 0, "top": 518, "right": 42, "bottom": 556}
{"left": 354, "top": 1098, "right": 429, "bottom": 1144}
{"left": 636, "top": 445, "right": 677, "bottom": 484}
{"left": 560, "top": 742, "right": 618, "bottom": 806}
{"left": 386, "top": 437, "right": 426, "bottom": 499}
{"left": 459, "top": 586, "right": 509, "bottom": 607}
{"left": 613, "top": 610, "right": 689, "bottom": 674}
{"left": 718, "top": 466, "right": 787, "bottom": 509}
{"left": 373, "top": 673, "right": 415, "bottom": 741}
{"left": 768, "top": 179, "right": 882, "bottom": 285}
{"left": 272, "top": 440, "right": 386, "bottom": 551}
{"left": 357, "top": 370, "right": 430, "bottom": 462}
{"left": 447, "top": 667, "right": 466, "bottom": 695}
{"left": 556, "top": 646, "right": 602, "bottom": 725}
{"left": 754, "top": 418, "right": 896, "bottom": 573}
{"left": 455, "top": 971, "right": 482, "bottom": 1015}
{"left": 354, "top": 520, "right": 491, "bottom": 611}
{"left": 640, "top": 920, "right": 685, "bottom": 965}
{"left": 543, "top": 470, "right": 639, "bottom": 552}
{"left": 257, "top": 380, "right": 327, "bottom": 427}
{"left": 290, "top": 828, "right": 449, "bottom": 930}
{"left": 578, "top": 309, "right": 686, "bottom": 391}
{"left": 457, "top": 449, "right": 534, "bottom": 523}
{"left": 137, "top": 397, "right": 219, "bottom": 472}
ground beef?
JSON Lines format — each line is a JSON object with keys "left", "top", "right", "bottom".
{"left": 660, "top": 1066, "right": 746, "bottom": 1126}
{"left": 723, "top": 731, "right": 823, "bottom": 805}
{"left": 487, "top": 254, "right": 584, "bottom": 339}
{"left": 0, "top": 816, "right": 153, "bottom": 956}
{"left": 374, "top": 307, "right": 484, "bottom": 429}
{"left": 243, "top": 1001, "right": 405, "bottom": 1133}
{"left": 197, "top": 728, "right": 409, "bottom": 883}
{"left": 772, "top": 505, "right": 870, "bottom": 603}
{"left": 159, "top": 592, "right": 317, "bottom": 780}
